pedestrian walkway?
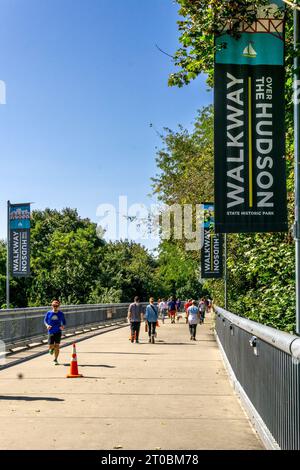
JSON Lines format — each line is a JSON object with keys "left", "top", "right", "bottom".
{"left": 0, "top": 313, "right": 264, "bottom": 450}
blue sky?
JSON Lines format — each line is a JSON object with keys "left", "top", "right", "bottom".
{"left": 0, "top": 0, "right": 212, "bottom": 249}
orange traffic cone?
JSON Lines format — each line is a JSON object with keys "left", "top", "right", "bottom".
{"left": 67, "top": 343, "right": 83, "bottom": 378}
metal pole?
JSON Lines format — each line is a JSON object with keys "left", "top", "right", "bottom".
{"left": 224, "top": 233, "right": 227, "bottom": 310}
{"left": 295, "top": 6, "right": 300, "bottom": 335}
{"left": 6, "top": 200, "right": 10, "bottom": 309}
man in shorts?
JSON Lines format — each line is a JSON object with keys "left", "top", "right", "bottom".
{"left": 44, "top": 299, "right": 66, "bottom": 364}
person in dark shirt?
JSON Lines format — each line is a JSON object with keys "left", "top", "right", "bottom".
{"left": 44, "top": 299, "right": 66, "bottom": 364}
{"left": 127, "top": 296, "right": 144, "bottom": 343}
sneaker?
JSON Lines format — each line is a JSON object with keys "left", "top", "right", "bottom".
{"left": 148, "top": 338, "right": 151, "bottom": 343}
{"left": 151, "top": 336, "right": 155, "bottom": 344}
{"left": 135, "top": 340, "right": 139, "bottom": 343}
{"left": 53, "top": 359, "right": 58, "bottom": 365}
{"left": 190, "top": 336, "right": 193, "bottom": 340}
{"left": 193, "top": 337, "right": 196, "bottom": 341}
{"left": 49, "top": 349, "right": 54, "bottom": 355}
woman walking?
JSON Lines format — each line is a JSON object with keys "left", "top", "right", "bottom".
{"left": 187, "top": 300, "right": 200, "bottom": 341}
{"left": 144, "top": 297, "right": 159, "bottom": 344}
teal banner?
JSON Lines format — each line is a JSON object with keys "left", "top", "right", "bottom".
{"left": 9, "top": 203, "right": 31, "bottom": 277}
{"left": 214, "top": 1, "right": 288, "bottom": 233}
{"left": 201, "top": 203, "right": 223, "bottom": 279}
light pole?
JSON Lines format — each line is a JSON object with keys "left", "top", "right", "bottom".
{"left": 6, "top": 200, "right": 10, "bottom": 309}
{"left": 224, "top": 233, "right": 228, "bottom": 310}
{"left": 294, "top": 2, "right": 300, "bottom": 334}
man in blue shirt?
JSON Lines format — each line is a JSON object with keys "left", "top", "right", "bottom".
{"left": 144, "top": 297, "right": 158, "bottom": 344}
{"left": 44, "top": 299, "right": 66, "bottom": 364}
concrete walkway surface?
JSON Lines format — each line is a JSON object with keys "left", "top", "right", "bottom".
{"left": 0, "top": 313, "right": 264, "bottom": 450}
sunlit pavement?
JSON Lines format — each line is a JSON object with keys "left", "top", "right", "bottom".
{"left": 0, "top": 313, "right": 264, "bottom": 450}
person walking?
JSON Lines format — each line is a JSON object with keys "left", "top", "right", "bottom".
{"left": 184, "top": 299, "right": 193, "bottom": 324}
{"left": 127, "top": 296, "right": 144, "bottom": 343}
{"left": 187, "top": 300, "right": 200, "bottom": 341}
{"left": 168, "top": 296, "right": 177, "bottom": 324}
{"left": 199, "top": 298, "right": 206, "bottom": 324}
{"left": 44, "top": 299, "right": 66, "bottom": 365}
{"left": 144, "top": 297, "right": 158, "bottom": 344}
{"left": 176, "top": 298, "right": 182, "bottom": 322}
{"left": 159, "top": 298, "right": 168, "bottom": 324}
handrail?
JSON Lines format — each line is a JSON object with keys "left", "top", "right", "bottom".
{"left": 0, "top": 302, "right": 136, "bottom": 315}
{"left": 215, "top": 306, "right": 300, "bottom": 360}
{"left": 0, "top": 302, "right": 148, "bottom": 350}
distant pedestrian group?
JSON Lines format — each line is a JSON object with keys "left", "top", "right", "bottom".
{"left": 127, "top": 295, "right": 212, "bottom": 344}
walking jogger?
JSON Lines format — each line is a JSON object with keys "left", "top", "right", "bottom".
{"left": 199, "top": 298, "right": 206, "bottom": 324}
{"left": 44, "top": 299, "right": 66, "bottom": 365}
{"left": 144, "top": 297, "right": 158, "bottom": 344}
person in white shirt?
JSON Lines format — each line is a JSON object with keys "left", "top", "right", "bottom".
{"left": 187, "top": 300, "right": 200, "bottom": 341}
{"left": 158, "top": 298, "right": 168, "bottom": 324}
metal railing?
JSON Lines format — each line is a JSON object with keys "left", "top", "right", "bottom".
{"left": 215, "top": 306, "right": 300, "bottom": 450}
{"left": 0, "top": 303, "right": 146, "bottom": 350}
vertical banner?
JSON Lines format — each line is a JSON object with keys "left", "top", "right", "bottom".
{"left": 9, "top": 203, "right": 31, "bottom": 277}
{"left": 214, "top": 1, "right": 288, "bottom": 233}
{"left": 201, "top": 203, "right": 223, "bottom": 279}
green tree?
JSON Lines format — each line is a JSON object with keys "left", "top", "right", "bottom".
{"left": 97, "top": 240, "right": 158, "bottom": 302}
{"left": 2, "top": 208, "right": 164, "bottom": 308}
{"left": 155, "top": 240, "right": 203, "bottom": 299}
{"left": 169, "top": 1, "right": 289, "bottom": 87}
{"left": 27, "top": 208, "right": 105, "bottom": 305}
{"left": 152, "top": 106, "right": 214, "bottom": 205}
{"left": 151, "top": 107, "right": 214, "bottom": 302}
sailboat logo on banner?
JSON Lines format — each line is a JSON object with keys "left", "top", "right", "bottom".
{"left": 243, "top": 42, "right": 257, "bottom": 58}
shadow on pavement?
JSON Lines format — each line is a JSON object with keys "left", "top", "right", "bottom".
{"left": 154, "top": 342, "right": 195, "bottom": 345}
{"left": 0, "top": 396, "right": 64, "bottom": 402}
{"left": 61, "top": 364, "right": 116, "bottom": 368}
{"left": 74, "top": 352, "right": 160, "bottom": 355}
